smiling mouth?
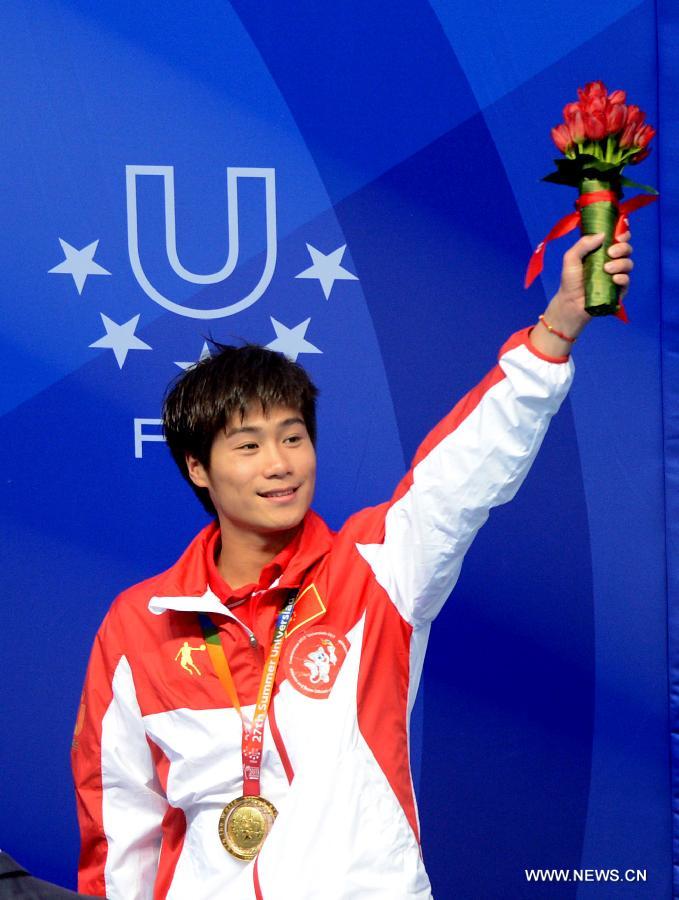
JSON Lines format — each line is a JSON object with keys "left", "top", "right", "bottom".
{"left": 257, "top": 486, "right": 299, "bottom": 499}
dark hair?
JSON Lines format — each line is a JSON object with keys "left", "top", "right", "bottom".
{"left": 163, "top": 342, "right": 318, "bottom": 515}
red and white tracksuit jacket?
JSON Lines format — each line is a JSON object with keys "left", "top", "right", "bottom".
{"left": 72, "top": 329, "right": 573, "bottom": 900}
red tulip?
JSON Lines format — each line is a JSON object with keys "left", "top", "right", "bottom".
{"left": 583, "top": 112, "right": 607, "bottom": 141}
{"left": 606, "top": 102, "right": 627, "bottom": 133}
{"left": 578, "top": 92, "right": 604, "bottom": 120}
{"left": 635, "top": 124, "right": 656, "bottom": 148}
{"left": 551, "top": 124, "right": 572, "bottom": 153}
{"left": 578, "top": 80, "right": 607, "bottom": 104}
{"left": 563, "top": 103, "right": 585, "bottom": 142}
{"left": 625, "top": 104, "right": 645, "bottom": 129}
{"left": 608, "top": 89, "right": 626, "bottom": 104}
{"left": 586, "top": 96, "right": 607, "bottom": 116}
{"left": 619, "top": 122, "right": 637, "bottom": 148}
{"left": 570, "top": 110, "right": 586, "bottom": 143}
{"left": 630, "top": 147, "right": 651, "bottom": 164}
{"left": 563, "top": 101, "right": 580, "bottom": 122}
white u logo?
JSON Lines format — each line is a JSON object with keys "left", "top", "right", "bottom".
{"left": 126, "top": 165, "right": 277, "bottom": 319}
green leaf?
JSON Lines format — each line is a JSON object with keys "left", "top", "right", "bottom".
{"left": 620, "top": 176, "right": 659, "bottom": 195}
{"left": 542, "top": 156, "right": 624, "bottom": 188}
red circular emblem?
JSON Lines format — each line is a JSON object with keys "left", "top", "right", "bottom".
{"left": 284, "top": 628, "right": 350, "bottom": 699}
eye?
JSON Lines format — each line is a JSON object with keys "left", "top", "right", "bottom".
{"left": 284, "top": 434, "right": 303, "bottom": 445}
{"left": 236, "top": 442, "right": 259, "bottom": 451}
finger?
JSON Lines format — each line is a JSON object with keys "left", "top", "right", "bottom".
{"left": 615, "top": 229, "right": 632, "bottom": 243}
{"left": 613, "top": 274, "right": 629, "bottom": 297}
{"left": 565, "top": 232, "right": 605, "bottom": 262}
{"left": 608, "top": 241, "right": 633, "bottom": 259}
{"left": 604, "top": 258, "right": 634, "bottom": 275}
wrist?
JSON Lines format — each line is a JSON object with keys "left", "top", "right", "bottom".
{"left": 544, "top": 291, "right": 592, "bottom": 338}
{"left": 539, "top": 314, "right": 576, "bottom": 343}
{"left": 529, "top": 293, "right": 592, "bottom": 357}
{"left": 529, "top": 320, "right": 573, "bottom": 359}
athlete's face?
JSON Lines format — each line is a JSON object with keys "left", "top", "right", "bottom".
{"left": 187, "top": 403, "right": 316, "bottom": 544}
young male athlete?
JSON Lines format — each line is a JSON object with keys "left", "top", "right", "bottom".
{"left": 72, "top": 232, "right": 633, "bottom": 899}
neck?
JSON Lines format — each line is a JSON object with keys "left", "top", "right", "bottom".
{"left": 216, "top": 520, "right": 300, "bottom": 590}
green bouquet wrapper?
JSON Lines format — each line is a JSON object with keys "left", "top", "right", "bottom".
{"left": 537, "top": 153, "right": 656, "bottom": 317}
{"left": 578, "top": 177, "right": 620, "bottom": 316}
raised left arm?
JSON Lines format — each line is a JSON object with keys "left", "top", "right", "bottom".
{"left": 356, "top": 233, "right": 633, "bottom": 627}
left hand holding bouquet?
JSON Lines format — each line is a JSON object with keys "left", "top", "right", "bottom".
{"left": 530, "top": 227, "right": 633, "bottom": 358}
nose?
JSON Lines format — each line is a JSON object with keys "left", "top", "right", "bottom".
{"left": 262, "top": 443, "right": 292, "bottom": 478}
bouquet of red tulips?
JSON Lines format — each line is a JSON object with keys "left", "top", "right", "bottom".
{"left": 526, "top": 81, "right": 657, "bottom": 316}
{"left": 551, "top": 82, "right": 655, "bottom": 167}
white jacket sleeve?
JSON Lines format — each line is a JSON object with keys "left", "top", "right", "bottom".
{"left": 73, "top": 608, "right": 167, "bottom": 899}
{"left": 356, "top": 329, "right": 574, "bottom": 626}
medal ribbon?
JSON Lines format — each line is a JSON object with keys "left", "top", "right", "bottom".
{"left": 199, "top": 589, "right": 298, "bottom": 797}
{"left": 524, "top": 191, "right": 658, "bottom": 318}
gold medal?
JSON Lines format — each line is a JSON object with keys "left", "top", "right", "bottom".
{"left": 218, "top": 796, "right": 278, "bottom": 860}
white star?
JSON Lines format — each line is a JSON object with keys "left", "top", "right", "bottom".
{"left": 48, "top": 239, "right": 111, "bottom": 294}
{"left": 295, "top": 243, "right": 358, "bottom": 300}
{"left": 266, "top": 317, "right": 322, "bottom": 363}
{"left": 175, "top": 341, "right": 212, "bottom": 370}
{"left": 89, "top": 313, "right": 152, "bottom": 369}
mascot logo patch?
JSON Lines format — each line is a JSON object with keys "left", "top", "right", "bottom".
{"left": 284, "top": 628, "right": 350, "bottom": 699}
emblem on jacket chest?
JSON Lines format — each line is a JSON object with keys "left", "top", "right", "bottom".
{"left": 283, "top": 627, "right": 350, "bottom": 698}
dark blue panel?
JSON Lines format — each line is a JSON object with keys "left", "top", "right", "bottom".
{"left": 659, "top": 1, "right": 679, "bottom": 897}
{"left": 230, "top": 0, "right": 479, "bottom": 202}
{"left": 430, "top": 0, "right": 644, "bottom": 110}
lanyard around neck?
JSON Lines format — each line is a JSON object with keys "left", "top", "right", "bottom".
{"left": 198, "top": 589, "right": 298, "bottom": 796}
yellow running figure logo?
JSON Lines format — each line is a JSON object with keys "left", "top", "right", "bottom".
{"left": 175, "top": 641, "right": 207, "bottom": 676}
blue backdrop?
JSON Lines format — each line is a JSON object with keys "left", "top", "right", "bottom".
{"left": 0, "top": 1, "right": 672, "bottom": 896}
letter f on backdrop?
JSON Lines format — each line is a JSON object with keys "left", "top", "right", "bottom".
{"left": 126, "top": 165, "right": 277, "bottom": 319}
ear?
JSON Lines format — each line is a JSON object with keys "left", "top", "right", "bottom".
{"left": 186, "top": 453, "right": 210, "bottom": 489}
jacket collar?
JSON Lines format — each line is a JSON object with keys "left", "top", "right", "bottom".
{"left": 148, "top": 510, "right": 332, "bottom": 616}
